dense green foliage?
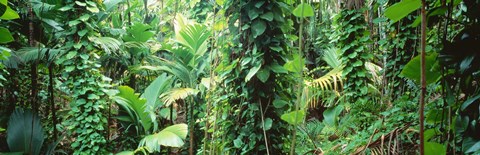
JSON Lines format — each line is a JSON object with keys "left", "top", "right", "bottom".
{"left": 0, "top": 0, "right": 479, "bottom": 154}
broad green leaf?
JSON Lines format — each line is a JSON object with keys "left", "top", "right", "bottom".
{"left": 424, "top": 129, "right": 438, "bottom": 141}
{"left": 292, "top": 3, "right": 314, "bottom": 18}
{"left": 269, "top": 63, "right": 288, "bottom": 74}
{"left": 66, "top": 51, "right": 77, "bottom": 59}
{"left": 87, "top": 6, "right": 99, "bottom": 13}
{"left": 75, "top": 1, "right": 86, "bottom": 6}
{"left": 425, "top": 142, "right": 446, "bottom": 155}
{"left": 0, "top": 127, "right": 4, "bottom": 132}
{"left": 251, "top": 19, "right": 266, "bottom": 38}
{"left": 461, "top": 94, "right": 480, "bottom": 111}
{"left": 281, "top": 110, "right": 305, "bottom": 125}
{"left": 139, "top": 124, "right": 188, "bottom": 152}
{"left": 42, "top": 19, "right": 64, "bottom": 31}
{"left": 113, "top": 86, "right": 153, "bottom": 133}
{"left": 384, "top": 0, "right": 421, "bottom": 23}
{"left": 78, "top": 29, "right": 88, "bottom": 37}
{"left": 0, "top": 2, "right": 19, "bottom": 20}
{"left": 58, "top": 4, "right": 74, "bottom": 11}
{"left": 465, "top": 139, "right": 480, "bottom": 153}
{"left": 104, "top": 0, "right": 124, "bottom": 11}
{"left": 248, "top": 8, "right": 260, "bottom": 20}
{"left": 273, "top": 99, "right": 288, "bottom": 108}
{"left": 400, "top": 53, "right": 441, "bottom": 85}
{"left": 0, "top": 27, "right": 13, "bottom": 43}
{"left": 245, "top": 64, "right": 261, "bottom": 82}
{"left": 116, "top": 151, "right": 134, "bottom": 155}
{"left": 323, "top": 105, "right": 343, "bottom": 126}
{"left": 141, "top": 74, "right": 172, "bottom": 110}
{"left": 260, "top": 12, "right": 274, "bottom": 21}
{"left": 215, "top": 0, "right": 224, "bottom": 6}
{"left": 79, "top": 14, "right": 90, "bottom": 22}
{"left": 233, "top": 138, "right": 243, "bottom": 148}
{"left": 264, "top": 118, "right": 272, "bottom": 130}
{"left": 256, "top": 68, "right": 270, "bottom": 83}
{"left": 284, "top": 54, "right": 304, "bottom": 73}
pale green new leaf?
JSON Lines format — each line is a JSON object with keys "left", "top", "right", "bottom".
{"left": 0, "top": 1, "right": 20, "bottom": 20}
{"left": 293, "top": 3, "right": 314, "bottom": 18}
{"left": 139, "top": 124, "right": 188, "bottom": 153}
{"left": 281, "top": 110, "right": 305, "bottom": 125}
{"left": 245, "top": 64, "right": 261, "bottom": 82}
{"left": 175, "top": 23, "right": 211, "bottom": 58}
{"left": 115, "top": 151, "right": 134, "bottom": 155}
{"left": 425, "top": 142, "right": 446, "bottom": 155}
{"left": 0, "top": 27, "right": 14, "bottom": 43}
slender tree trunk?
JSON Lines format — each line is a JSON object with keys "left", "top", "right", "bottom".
{"left": 419, "top": 0, "right": 427, "bottom": 154}
{"left": 29, "top": 3, "right": 38, "bottom": 113}
{"left": 189, "top": 97, "right": 194, "bottom": 155}
{"left": 47, "top": 51, "right": 57, "bottom": 141}
{"left": 7, "top": 68, "right": 17, "bottom": 113}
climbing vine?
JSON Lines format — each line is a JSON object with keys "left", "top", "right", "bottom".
{"left": 208, "top": 0, "right": 296, "bottom": 154}
{"left": 56, "top": 1, "right": 111, "bottom": 154}
{"left": 331, "top": 9, "right": 372, "bottom": 102}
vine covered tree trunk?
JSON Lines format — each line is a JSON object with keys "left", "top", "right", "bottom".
{"left": 59, "top": 1, "right": 111, "bottom": 154}
{"left": 210, "top": 0, "right": 296, "bottom": 153}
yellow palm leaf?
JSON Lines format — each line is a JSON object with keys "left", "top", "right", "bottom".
{"left": 161, "top": 88, "right": 199, "bottom": 107}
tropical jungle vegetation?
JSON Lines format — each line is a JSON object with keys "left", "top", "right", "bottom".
{"left": 0, "top": 0, "right": 479, "bottom": 154}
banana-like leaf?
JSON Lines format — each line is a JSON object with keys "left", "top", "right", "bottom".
{"left": 7, "top": 108, "right": 44, "bottom": 155}
{"left": 138, "top": 124, "right": 188, "bottom": 153}
{"left": 141, "top": 73, "right": 173, "bottom": 110}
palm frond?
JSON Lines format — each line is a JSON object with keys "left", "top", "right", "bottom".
{"left": 175, "top": 24, "right": 211, "bottom": 56}
{"left": 322, "top": 47, "right": 342, "bottom": 68}
{"left": 304, "top": 66, "right": 344, "bottom": 108}
{"left": 16, "top": 47, "right": 63, "bottom": 63}
{"left": 123, "top": 41, "right": 148, "bottom": 50}
{"left": 161, "top": 87, "right": 198, "bottom": 107}
{"left": 89, "top": 36, "right": 122, "bottom": 55}
{"left": 365, "top": 62, "right": 383, "bottom": 86}
{"left": 113, "top": 86, "right": 154, "bottom": 134}
{"left": 7, "top": 108, "right": 44, "bottom": 155}
{"left": 173, "top": 15, "right": 211, "bottom": 66}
